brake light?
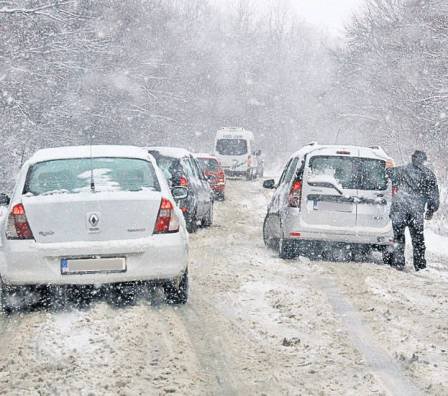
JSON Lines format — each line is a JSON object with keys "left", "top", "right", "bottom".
{"left": 154, "top": 198, "right": 180, "bottom": 234}
{"left": 336, "top": 150, "right": 351, "bottom": 155}
{"left": 179, "top": 176, "right": 189, "bottom": 187}
{"left": 6, "top": 203, "right": 34, "bottom": 240}
{"left": 288, "top": 180, "right": 303, "bottom": 208}
{"left": 392, "top": 186, "right": 398, "bottom": 197}
{"left": 247, "top": 155, "right": 252, "bottom": 167}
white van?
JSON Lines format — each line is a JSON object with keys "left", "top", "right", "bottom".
{"left": 214, "top": 127, "right": 263, "bottom": 179}
{"left": 262, "top": 143, "right": 395, "bottom": 261}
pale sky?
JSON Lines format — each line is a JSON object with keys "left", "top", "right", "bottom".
{"left": 213, "top": 0, "right": 364, "bottom": 37}
{"left": 291, "top": 0, "right": 364, "bottom": 35}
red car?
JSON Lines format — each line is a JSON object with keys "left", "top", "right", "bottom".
{"left": 195, "top": 154, "right": 226, "bottom": 200}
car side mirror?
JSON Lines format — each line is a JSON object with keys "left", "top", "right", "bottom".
{"left": 263, "top": 179, "right": 276, "bottom": 189}
{"left": 171, "top": 187, "right": 188, "bottom": 201}
{"left": 308, "top": 178, "right": 343, "bottom": 195}
{"left": 255, "top": 149, "right": 261, "bottom": 156}
{"left": 0, "top": 193, "right": 10, "bottom": 206}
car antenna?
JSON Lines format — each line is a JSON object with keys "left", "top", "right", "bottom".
{"left": 89, "top": 129, "right": 95, "bottom": 192}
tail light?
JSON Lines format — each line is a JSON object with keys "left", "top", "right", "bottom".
{"left": 392, "top": 186, "right": 398, "bottom": 197}
{"left": 247, "top": 155, "right": 252, "bottom": 167}
{"left": 218, "top": 170, "right": 225, "bottom": 182}
{"left": 288, "top": 180, "right": 303, "bottom": 208}
{"left": 6, "top": 203, "right": 34, "bottom": 240}
{"left": 154, "top": 198, "right": 180, "bottom": 234}
{"left": 179, "top": 176, "right": 189, "bottom": 187}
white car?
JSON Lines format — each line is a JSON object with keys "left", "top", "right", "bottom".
{"left": 263, "top": 143, "right": 395, "bottom": 261}
{"left": 0, "top": 145, "right": 189, "bottom": 312}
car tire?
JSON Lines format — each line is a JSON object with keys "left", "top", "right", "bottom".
{"left": 382, "top": 248, "right": 394, "bottom": 266}
{"left": 202, "top": 204, "right": 213, "bottom": 227}
{"left": 185, "top": 210, "right": 198, "bottom": 233}
{"left": 279, "top": 238, "right": 297, "bottom": 259}
{"left": 163, "top": 270, "right": 189, "bottom": 305}
{"left": 263, "top": 215, "right": 279, "bottom": 250}
{"left": 0, "top": 281, "right": 13, "bottom": 314}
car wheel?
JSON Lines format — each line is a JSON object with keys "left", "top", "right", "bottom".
{"left": 263, "top": 215, "right": 279, "bottom": 250}
{"left": 202, "top": 204, "right": 213, "bottom": 227}
{"left": 0, "top": 282, "right": 14, "bottom": 314}
{"left": 185, "top": 211, "right": 198, "bottom": 233}
{"left": 279, "top": 238, "right": 297, "bottom": 259}
{"left": 163, "top": 270, "right": 189, "bottom": 305}
{"left": 0, "top": 281, "right": 37, "bottom": 314}
{"left": 382, "top": 248, "right": 394, "bottom": 266}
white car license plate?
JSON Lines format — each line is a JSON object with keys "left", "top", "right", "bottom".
{"left": 61, "top": 257, "right": 126, "bottom": 275}
{"left": 317, "top": 201, "right": 353, "bottom": 213}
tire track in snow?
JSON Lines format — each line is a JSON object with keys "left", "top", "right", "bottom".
{"left": 176, "top": 302, "right": 242, "bottom": 396}
{"left": 312, "top": 275, "right": 422, "bottom": 396}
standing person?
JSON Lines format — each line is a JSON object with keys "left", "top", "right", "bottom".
{"left": 388, "top": 151, "right": 440, "bottom": 271}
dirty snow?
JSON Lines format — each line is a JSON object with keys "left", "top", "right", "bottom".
{"left": 0, "top": 180, "right": 447, "bottom": 394}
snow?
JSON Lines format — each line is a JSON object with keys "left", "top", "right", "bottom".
{"left": 0, "top": 180, "right": 447, "bottom": 394}
{"left": 426, "top": 229, "right": 448, "bottom": 257}
{"left": 28, "top": 146, "right": 153, "bottom": 164}
{"left": 146, "top": 146, "right": 192, "bottom": 159}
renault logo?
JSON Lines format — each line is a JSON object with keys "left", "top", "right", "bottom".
{"left": 89, "top": 214, "right": 100, "bottom": 227}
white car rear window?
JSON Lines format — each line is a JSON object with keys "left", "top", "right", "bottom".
{"left": 24, "top": 157, "right": 160, "bottom": 196}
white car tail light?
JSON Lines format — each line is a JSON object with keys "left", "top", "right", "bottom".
{"left": 154, "top": 198, "right": 180, "bottom": 234}
{"left": 6, "top": 203, "right": 35, "bottom": 240}
{"left": 288, "top": 180, "right": 303, "bottom": 208}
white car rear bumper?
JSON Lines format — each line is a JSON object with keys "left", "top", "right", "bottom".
{"left": 1, "top": 234, "right": 188, "bottom": 286}
{"left": 283, "top": 210, "right": 394, "bottom": 245}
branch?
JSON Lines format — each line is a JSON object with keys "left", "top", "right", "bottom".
{"left": 0, "top": 1, "right": 74, "bottom": 22}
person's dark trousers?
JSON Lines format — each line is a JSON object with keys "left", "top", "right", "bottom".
{"left": 391, "top": 211, "right": 426, "bottom": 271}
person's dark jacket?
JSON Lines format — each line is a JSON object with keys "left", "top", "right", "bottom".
{"left": 388, "top": 162, "right": 440, "bottom": 216}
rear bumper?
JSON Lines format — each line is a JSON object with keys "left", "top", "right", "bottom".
{"left": 223, "top": 169, "right": 247, "bottom": 177}
{"left": 1, "top": 234, "right": 188, "bottom": 286}
{"left": 211, "top": 184, "right": 225, "bottom": 193}
{"left": 283, "top": 209, "right": 394, "bottom": 245}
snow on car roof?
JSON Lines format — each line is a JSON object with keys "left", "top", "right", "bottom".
{"left": 28, "top": 145, "right": 152, "bottom": 164}
{"left": 146, "top": 146, "right": 192, "bottom": 158}
{"left": 194, "top": 153, "right": 217, "bottom": 159}
{"left": 289, "top": 144, "right": 390, "bottom": 162}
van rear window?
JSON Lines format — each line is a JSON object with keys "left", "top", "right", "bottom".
{"left": 309, "top": 156, "right": 387, "bottom": 190}
{"left": 216, "top": 139, "right": 248, "bottom": 156}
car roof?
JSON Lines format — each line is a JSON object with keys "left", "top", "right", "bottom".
{"left": 215, "top": 128, "right": 254, "bottom": 139}
{"left": 194, "top": 153, "right": 218, "bottom": 160}
{"left": 289, "top": 143, "right": 391, "bottom": 162}
{"left": 28, "top": 145, "right": 152, "bottom": 164}
{"left": 146, "top": 146, "right": 192, "bottom": 159}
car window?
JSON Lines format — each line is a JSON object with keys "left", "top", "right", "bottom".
{"left": 278, "top": 157, "right": 299, "bottom": 186}
{"left": 284, "top": 157, "right": 299, "bottom": 184}
{"left": 190, "top": 157, "right": 206, "bottom": 181}
{"left": 153, "top": 155, "right": 182, "bottom": 181}
{"left": 181, "top": 158, "right": 195, "bottom": 181}
{"left": 197, "top": 158, "right": 219, "bottom": 172}
{"left": 24, "top": 158, "right": 160, "bottom": 195}
{"left": 309, "top": 156, "right": 387, "bottom": 190}
{"left": 216, "top": 139, "right": 248, "bottom": 156}
{"left": 278, "top": 159, "right": 293, "bottom": 186}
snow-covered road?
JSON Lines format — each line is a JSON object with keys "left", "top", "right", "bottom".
{"left": 0, "top": 180, "right": 447, "bottom": 395}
